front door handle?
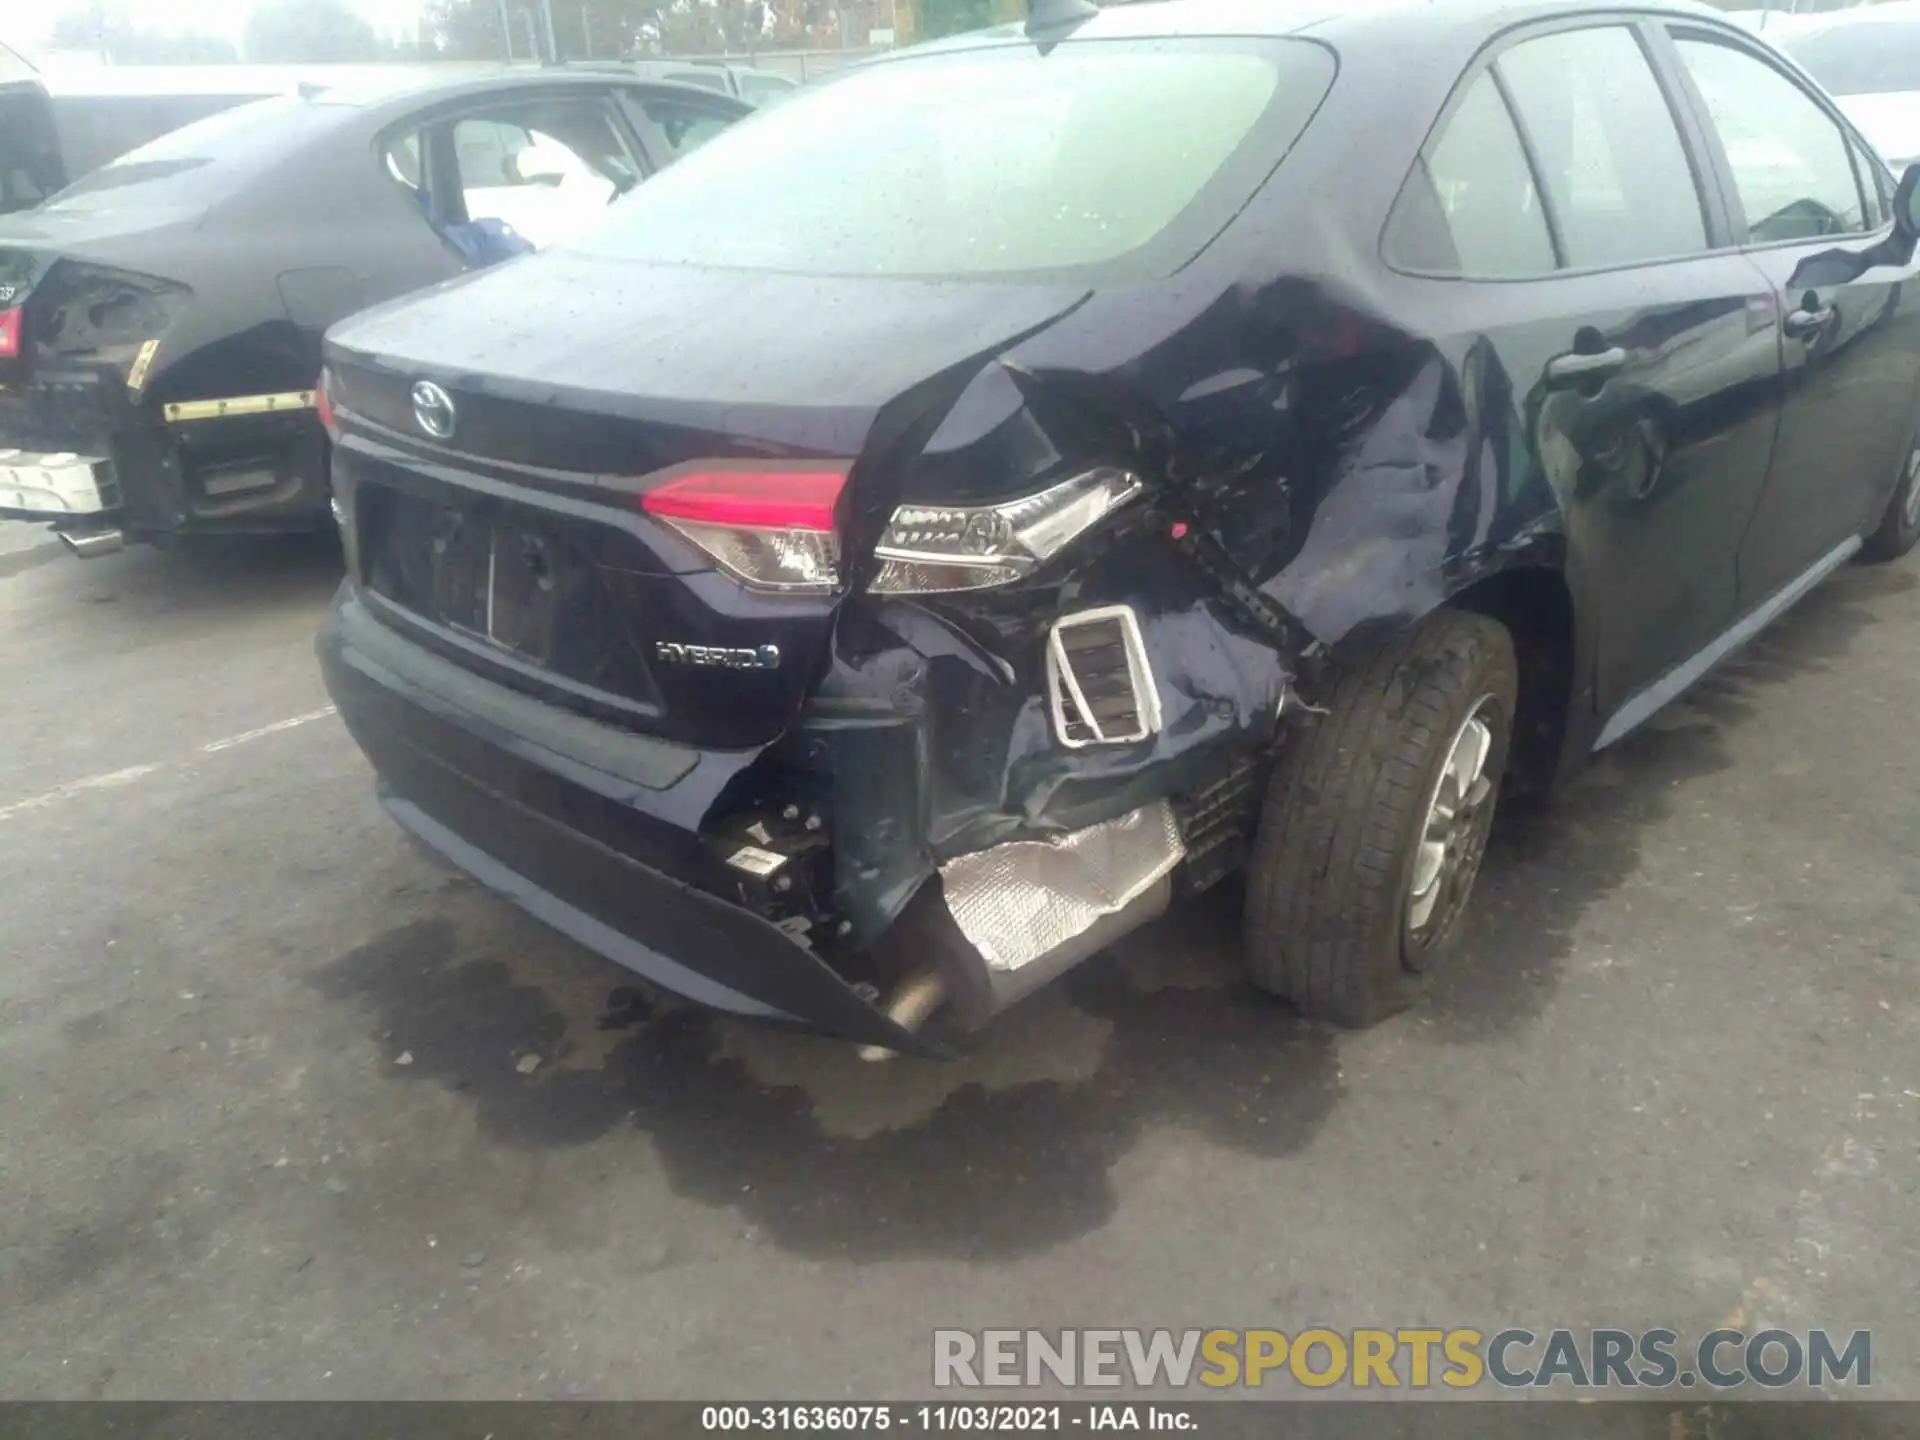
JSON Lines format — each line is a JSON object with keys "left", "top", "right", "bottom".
{"left": 1783, "top": 303, "right": 1835, "bottom": 339}
{"left": 1545, "top": 346, "right": 1627, "bottom": 386}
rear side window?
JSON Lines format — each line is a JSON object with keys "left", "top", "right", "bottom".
{"left": 1676, "top": 37, "right": 1868, "bottom": 243}
{"left": 1498, "top": 27, "right": 1707, "bottom": 268}
{"left": 1384, "top": 72, "right": 1553, "bottom": 278}
{"left": 447, "top": 99, "right": 641, "bottom": 250}
{"left": 571, "top": 38, "right": 1335, "bottom": 281}
{"left": 641, "top": 98, "right": 735, "bottom": 160}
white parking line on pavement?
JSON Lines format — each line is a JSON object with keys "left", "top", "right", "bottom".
{"left": 0, "top": 706, "right": 340, "bottom": 824}
{"left": 0, "top": 765, "right": 163, "bottom": 823}
{"left": 198, "top": 706, "right": 338, "bottom": 754}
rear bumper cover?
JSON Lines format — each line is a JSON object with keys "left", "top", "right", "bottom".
{"left": 0, "top": 450, "right": 115, "bottom": 516}
{"left": 0, "top": 382, "right": 327, "bottom": 536}
{"left": 318, "top": 586, "right": 941, "bottom": 1055}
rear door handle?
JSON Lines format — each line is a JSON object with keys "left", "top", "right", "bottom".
{"left": 1783, "top": 304, "right": 1835, "bottom": 339}
{"left": 1544, "top": 346, "right": 1627, "bottom": 386}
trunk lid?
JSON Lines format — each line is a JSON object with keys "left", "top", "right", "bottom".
{"left": 327, "top": 254, "right": 1087, "bottom": 749}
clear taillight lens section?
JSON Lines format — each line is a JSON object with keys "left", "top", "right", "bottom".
{"left": 641, "top": 467, "right": 849, "bottom": 593}
{"left": 870, "top": 467, "right": 1143, "bottom": 594}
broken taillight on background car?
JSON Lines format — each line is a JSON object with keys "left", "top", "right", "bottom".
{"left": 314, "top": 368, "right": 340, "bottom": 441}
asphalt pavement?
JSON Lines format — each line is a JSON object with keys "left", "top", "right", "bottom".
{"left": 0, "top": 524, "right": 1915, "bottom": 1404}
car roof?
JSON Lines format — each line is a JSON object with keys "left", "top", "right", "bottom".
{"left": 890, "top": 0, "right": 1735, "bottom": 55}
{"left": 34, "top": 62, "right": 731, "bottom": 113}
{"left": 319, "top": 66, "right": 724, "bottom": 113}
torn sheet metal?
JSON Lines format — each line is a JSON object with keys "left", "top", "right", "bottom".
{"left": 938, "top": 799, "right": 1185, "bottom": 972}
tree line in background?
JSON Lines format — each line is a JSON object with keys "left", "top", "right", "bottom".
{"left": 48, "top": 0, "right": 1012, "bottom": 65}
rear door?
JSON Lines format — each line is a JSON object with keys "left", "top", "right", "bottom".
{"left": 1666, "top": 27, "right": 1920, "bottom": 606}
{"left": 1386, "top": 18, "right": 1783, "bottom": 733}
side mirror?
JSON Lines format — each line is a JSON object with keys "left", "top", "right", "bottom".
{"left": 1894, "top": 163, "right": 1920, "bottom": 239}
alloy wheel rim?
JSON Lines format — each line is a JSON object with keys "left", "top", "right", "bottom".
{"left": 1903, "top": 445, "right": 1920, "bottom": 529}
{"left": 1406, "top": 697, "right": 1499, "bottom": 951}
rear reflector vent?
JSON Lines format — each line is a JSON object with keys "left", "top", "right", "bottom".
{"left": 1046, "top": 605, "right": 1161, "bottom": 748}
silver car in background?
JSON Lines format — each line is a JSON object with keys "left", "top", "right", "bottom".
{"left": 1779, "top": 2, "right": 1920, "bottom": 171}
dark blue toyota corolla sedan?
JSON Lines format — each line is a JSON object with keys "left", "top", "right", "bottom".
{"left": 316, "top": 0, "right": 1920, "bottom": 1056}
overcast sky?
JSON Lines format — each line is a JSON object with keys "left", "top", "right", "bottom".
{"left": 17, "top": 0, "right": 427, "bottom": 50}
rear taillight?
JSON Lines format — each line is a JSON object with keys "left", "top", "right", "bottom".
{"left": 641, "top": 467, "right": 849, "bottom": 593}
{"left": 0, "top": 308, "right": 21, "bottom": 360}
{"left": 869, "top": 467, "right": 1144, "bottom": 594}
{"left": 315, "top": 368, "right": 339, "bottom": 439}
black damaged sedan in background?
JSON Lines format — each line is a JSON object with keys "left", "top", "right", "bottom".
{"left": 319, "top": 0, "right": 1920, "bottom": 1057}
{"left": 0, "top": 69, "right": 744, "bottom": 556}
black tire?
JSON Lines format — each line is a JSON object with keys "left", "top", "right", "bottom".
{"left": 1861, "top": 430, "right": 1920, "bottom": 563}
{"left": 1244, "top": 610, "right": 1518, "bottom": 1027}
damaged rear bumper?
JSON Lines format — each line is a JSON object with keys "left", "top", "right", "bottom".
{"left": 0, "top": 449, "right": 117, "bottom": 516}
{"left": 320, "top": 527, "right": 1294, "bottom": 1051}
{"left": 0, "top": 377, "right": 328, "bottom": 541}
{"left": 321, "top": 588, "right": 949, "bottom": 1055}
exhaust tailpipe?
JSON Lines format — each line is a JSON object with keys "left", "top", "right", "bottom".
{"left": 857, "top": 971, "right": 947, "bottom": 1062}
{"left": 59, "top": 528, "right": 125, "bottom": 559}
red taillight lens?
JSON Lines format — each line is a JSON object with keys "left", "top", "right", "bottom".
{"left": 641, "top": 469, "right": 847, "bottom": 531}
{"left": 314, "top": 369, "right": 339, "bottom": 439}
{"left": 0, "top": 308, "right": 21, "bottom": 360}
{"left": 641, "top": 467, "right": 850, "bottom": 593}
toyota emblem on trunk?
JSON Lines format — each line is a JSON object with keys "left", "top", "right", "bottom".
{"left": 411, "top": 380, "right": 457, "bottom": 440}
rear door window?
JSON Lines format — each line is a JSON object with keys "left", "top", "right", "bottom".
{"left": 1385, "top": 72, "right": 1554, "bottom": 277}
{"left": 446, "top": 97, "right": 641, "bottom": 250}
{"left": 1675, "top": 36, "right": 1868, "bottom": 243}
{"left": 1497, "top": 27, "right": 1708, "bottom": 268}
{"left": 638, "top": 98, "right": 737, "bottom": 160}
{"left": 383, "top": 129, "right": 423, "bottom": 193}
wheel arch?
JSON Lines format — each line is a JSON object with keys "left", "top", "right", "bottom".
{"left": 1446, "top": 562, "right": 1579, "bottom": 801}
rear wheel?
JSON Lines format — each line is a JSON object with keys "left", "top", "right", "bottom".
{"left": 1244, "top": 610, "right": 1517, "bottom": 1026}
{"left": 1861, "top": 431, "right": 1920, "bottom": 563}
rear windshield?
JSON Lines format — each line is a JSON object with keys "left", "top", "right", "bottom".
{"left": 1783, "top": 21, "right": 1920, "bottom": 97}
{"left": 570, "top": 37, "right": 1335, "bottom": 280}
{"left": 45, "top": 94, "right": 333, "bottom": 212}
{"left": 51, "top": 93, "right": 265, "bottom": 181}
